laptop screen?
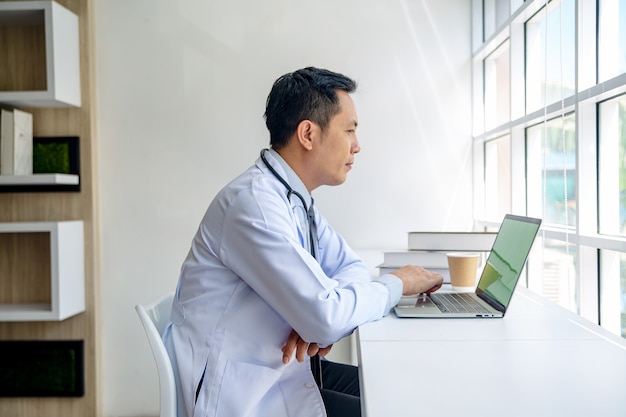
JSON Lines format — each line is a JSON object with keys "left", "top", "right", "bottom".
{"left": 476, "top": 214, "right": 541, "bottom": 312}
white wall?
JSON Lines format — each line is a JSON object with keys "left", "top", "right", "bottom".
{"left": 94, "top": 1, "right": 472, "bottom": 415}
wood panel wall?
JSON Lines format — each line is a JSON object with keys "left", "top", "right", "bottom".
{"left": 0, "top": 0, "right": 100, "bottom": 416}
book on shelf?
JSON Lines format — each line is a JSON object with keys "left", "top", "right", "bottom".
{"left": 378, "top": 264, "right": 452, "bottom": 284}
{"left": 383, "top": 250, "right": 450, "bottom": 268}
{"left": 407, "top": 231, "right": 497, "bottom": 251}
{"left": 0, "top": 108, "right": 33, "bottom": 176}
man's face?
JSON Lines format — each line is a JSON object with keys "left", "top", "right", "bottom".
{"left": 311, "top": 90, "right": 360, "bottom": 188}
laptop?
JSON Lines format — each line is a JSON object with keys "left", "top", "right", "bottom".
{"left": 394, "top": 214, "right": 542, "bottom": 318}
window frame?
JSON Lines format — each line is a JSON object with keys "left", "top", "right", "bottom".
{"left": 472, "top": 0, "right": 626, "bottom": 334}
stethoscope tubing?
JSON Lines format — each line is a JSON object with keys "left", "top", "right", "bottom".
{"left": 260, "top": 148, "right": 317, "bottom": 260}
{"left": 260, "top": 149, "right": 310, "bottom": 211}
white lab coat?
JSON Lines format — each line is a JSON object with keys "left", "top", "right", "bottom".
{"left": 164, "top": 150, "right": 400, "bottom": 417}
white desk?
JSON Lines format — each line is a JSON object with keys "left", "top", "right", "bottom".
{"left": 356, "top": 287, "right": 626, "bottom": 417}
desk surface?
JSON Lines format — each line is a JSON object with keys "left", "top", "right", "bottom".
{"left": 356, "top": 287, "right": 626, "bottom": 417}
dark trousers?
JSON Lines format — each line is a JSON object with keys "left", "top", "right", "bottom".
{"left": 319, "top": 360, "right": 361, "bottom": 417}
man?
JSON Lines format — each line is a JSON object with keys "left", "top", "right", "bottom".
{"left": 164, "top": 67, "right": 443, "bottom": 417}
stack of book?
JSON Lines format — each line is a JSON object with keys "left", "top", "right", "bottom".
{"left": 0, "top": 108, "right": 33, "bottom": 176}
{"left": 378, "top": 232, "right": 497, "bottom": 284}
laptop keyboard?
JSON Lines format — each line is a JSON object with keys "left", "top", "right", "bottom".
{"left": 430, "top": 293, "right": 493, "bottom": 314}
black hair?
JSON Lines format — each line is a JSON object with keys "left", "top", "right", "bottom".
{"left": 264, "top": 67, "right": 357, "bottom": 149}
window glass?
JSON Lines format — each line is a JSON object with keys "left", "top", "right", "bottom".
{"left": 525, "top": 0, "right": 575, "bottom": 113}
{"left": 598, "top": 95, "right": 626, "bottom": 236}
{"left": 526, "top": 114, "right": 576, "bottom": 227}
{"left": 484, "top": 0, "right": 510, "bottom": 41}
{"left": 600, "top": 250, "right": 626, "bottom": 339}
{"left": 484, "top": 135, "right": 511, "bottom": 221}
{"left": 484, "top": 41, "right": 510, "bottom": 130}
{"left": 527, "top": 237, "right": 578, "bottom": 312}
{"left": 598, "top": 0, "right": 626, "bottom": 82}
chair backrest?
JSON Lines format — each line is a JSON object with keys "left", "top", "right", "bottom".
{"left": 135, "top": 293, "right": 178, "bottom": 417}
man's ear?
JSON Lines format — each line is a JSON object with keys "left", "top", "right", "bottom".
{"left": 295, "top": 120, "right": 319, "bottom": 151}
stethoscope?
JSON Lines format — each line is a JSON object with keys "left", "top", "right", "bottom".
{"left": 260, "top": 148, "right": 318, "bottom": 260}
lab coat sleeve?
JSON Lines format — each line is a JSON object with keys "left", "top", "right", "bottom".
{"left": 219, "top": 181, "right": 390, "bottom": 347}
{"left": 314, "top": 209, "right": 403, "bottom": 311}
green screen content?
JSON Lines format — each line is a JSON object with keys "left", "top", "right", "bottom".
{"left": 477, "top": 216, "right": 541, "bottom": 308}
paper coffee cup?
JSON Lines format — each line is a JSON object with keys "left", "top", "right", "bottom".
{"left": 447, "top": 252, "right": 480, "bottom": 288}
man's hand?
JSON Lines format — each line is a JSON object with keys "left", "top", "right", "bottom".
{"left": 282, "top": 329, "right": 332, "bottom": 364}
{"left": 391, "top": 265, "right": 444, "bottom": 296}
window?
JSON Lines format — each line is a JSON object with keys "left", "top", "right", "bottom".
{"left": 527, "top": 237, "right": 577, "bottom": 311}
{"left": 526, "top": 114, "right": 576, "bottom": 227}
{"left": 600, "top": 250, "right": 626, "bottom": 338}
{"left": 483, "top": 0, "right": 510, "bottom": 41}
{"left": 598, "top": 0, "right": 626, "bottom": 82}
{"left": 473, "top": 0, "right": 626, "bottom": 339}
{"left": 598, "top": 94, "right": 626, "bottom": 236}
{"left": 484, "top": 41, "right": 510, "bottom": 131}
{"left": 524, "top": 0, "right": 575, "bottom": 114}
{"left": 484, "top": 135, "right": 511, "bottom": 221}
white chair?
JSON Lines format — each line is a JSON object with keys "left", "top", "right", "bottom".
{"left": 135, "top": 293, "right": 179, "bottom": 417}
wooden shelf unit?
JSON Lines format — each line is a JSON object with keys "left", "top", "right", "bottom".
{"left": 0, "top": 0, "right": 98, "bottom": 414}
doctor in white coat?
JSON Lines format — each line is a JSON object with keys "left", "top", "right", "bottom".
{"left": 164, "top": 67, "right": 443, "bottom": 417}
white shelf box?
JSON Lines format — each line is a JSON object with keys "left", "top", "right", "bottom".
{"left": 0, "top": 221, "right": 85, "bottom": 321}
{"left": 0, "top": 1, "right": 81, "bottom": 107}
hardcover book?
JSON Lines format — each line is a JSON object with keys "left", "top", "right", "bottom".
{"left": 382, "top": 250, "right": 450, "bottom": 268}
{"left": 407, "top": 231, "right": 497, "bottom": 251}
